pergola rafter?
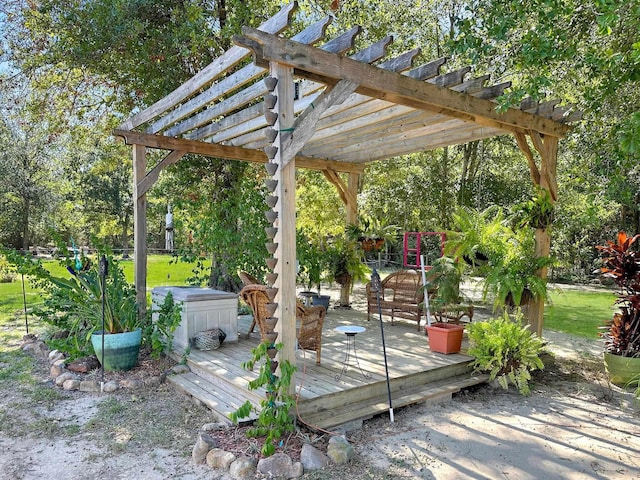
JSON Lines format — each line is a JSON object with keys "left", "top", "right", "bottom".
{"left": 115, "top": 2, "right": 581, "bottom": 387}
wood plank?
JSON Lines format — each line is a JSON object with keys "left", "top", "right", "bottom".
{"left": 185, "top": 26, "right": 362, "bottom": 143}
{"left": 137, "top": 149, "right": 186, "bottom": 197}
{"left": 118, "top": 2, "right": 297, "bottom": 130}
{"left": 229, "top": 51, "right": 422, "bottom": 151}
{"left": 300, "top": 374, "right": 488, "bottom": 429}
{"left": 330, "top": 124, "right": 505, "bottom": 163}
{"left": 281, "top": 80, "right": 360, "bottom": 167}
{"left": 132, "top": 144, "right": 147, "bottom": 318}
{"left": 113, "top": 129, "right": 365, "bottom": 173}
{"left": 272, "top": 62, "right": 297, "bottom": 393}
{"left": 168, "top": 372, "right": 259, "bottom": 423}
{"left": 298, "top": 73, "right": 498, "bottom": 152}
{"left": 199, "top": 36, "right": 398, "bottom": 148}
{"left": 234, "top": 28, "right": 571, "bottom": 138}
{"left": 160, "top": 15, "right": 333, "bottom": 137}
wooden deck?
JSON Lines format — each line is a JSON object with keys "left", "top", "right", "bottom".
{"left": 168, "top": 304, "right": 488, "bottom": 430}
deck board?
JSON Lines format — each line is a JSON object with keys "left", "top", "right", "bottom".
{"left": 171, "top": 302, "right": 485, "bottom": 428}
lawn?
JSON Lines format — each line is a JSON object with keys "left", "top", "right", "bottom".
{"left": 544, "top": 287, "right": 617, "bottom": 339}
{"left": 0, "top": 254, "right": 197, "bottom": 325}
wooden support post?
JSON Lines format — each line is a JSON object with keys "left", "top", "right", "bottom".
{"left": 271, "top": 63, "right": 297, "bottom": 392}
{"left": 132, "top": 144, "right": 148, "bottom": 320}
{"left": 346, "top": 172, "right": 359, "bottom": 225}
{"left": 515, "top": 132, "right": 559, "bottom": 336}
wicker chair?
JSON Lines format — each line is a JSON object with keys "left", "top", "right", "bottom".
{"left": 239, "top": 270, "right": 261, "bottom": 287}
{"left": 239, "top": 284, "right": 325, "bottom": 365}
{"left": 296, "top": 302, "right": 326, "bottom": 365}
{"left": 239, "top": 284, "right": 270, "bottom": 341}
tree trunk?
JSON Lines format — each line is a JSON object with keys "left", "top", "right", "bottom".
{"left": 22, "top": 198, "right": 29, "bottom": 252}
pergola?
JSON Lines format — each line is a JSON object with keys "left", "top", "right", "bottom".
{"left": 114, "top": 2, "right": 579, "bottom": 380}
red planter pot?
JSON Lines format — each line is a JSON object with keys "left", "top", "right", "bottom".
{"left": 426, "top": 323, "right": 464, "bottom": 354}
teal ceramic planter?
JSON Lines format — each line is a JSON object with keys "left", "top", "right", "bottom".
{"left": 92, "top": 328, "right": 142, "bottom": 371}
{"left": 604, "top": 352, "right": 640, "bottom": 387}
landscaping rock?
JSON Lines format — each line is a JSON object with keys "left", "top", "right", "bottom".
{"left": 79, "top": 381, "right": 100, "bottom": 392}
{"left": 50, "top": 361, "right": 66, "bottom": 379}
{"left": 201, "top": 422, "right": 227, "bottom": 432}
{"left": 24, "top": 341, "right": 49, "bottom": 358}
{"left": 300, "top": 443, "right": 330, "bottom": 470}
{"left": 229, "top": 456, "right": 257, "bottom": 479}
{"left": 48, "top": 349, "right": 60, "bottom": 361}
{"left": 327, "top": 435, "right": 354, "bottom": 465}
{"left": 63, "top": 379, "right": 80, "bottom": 391}
{"left": 103, "top": 381, "right": 119, "bottom": 392}
{"left": 55, "top": 372, "right": 76, "bottom": 387}
{"left": 120, "top": 379, "right": 144, "bottom": 390}
{"left": 67, "top": 356, "right": 99, "bottom": 373}
{"left": 205, "top": 448, "right": 236, "bottom": 470}
{"left": 257, "top": 453, "right": 303, "bottom": 479}
{"left": 192, "top": 432, "right": 218, "bottom": 464}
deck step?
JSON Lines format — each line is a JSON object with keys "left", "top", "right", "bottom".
{"left": 167, "top": 372, "right": 260, "bottom": 424}
{"left": 298, "top": 373, "right": 489, "bottom": 430}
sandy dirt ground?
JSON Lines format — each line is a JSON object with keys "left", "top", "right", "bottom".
{"left": 1, "top": 285, "right": 639, "bottom": 479}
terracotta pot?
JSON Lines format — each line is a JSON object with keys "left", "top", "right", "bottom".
{"left": 426, "top": 323, "right": 464, "bottom": 354}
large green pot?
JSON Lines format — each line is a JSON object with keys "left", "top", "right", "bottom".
{"left": 92, "top": 328, "right": 142, "bottom": 371}
{"left": 603, "top": 352, "right": 640, "bottom": 387}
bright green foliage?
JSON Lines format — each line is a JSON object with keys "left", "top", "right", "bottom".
{"left": 447, "top": 206, "right": 554, "bottom": 307}
{"left": 230, "top": 341, "right": 297, "bottom": 457}
{"left": 467, "top": 310, "right": 546, "bottom": 396}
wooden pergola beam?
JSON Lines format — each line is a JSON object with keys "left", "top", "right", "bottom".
{"left": 113, "top": 129, "right": 365, "bottom": 174}
{"left": 234, "top": 28, "right": 571, "bottom": 138}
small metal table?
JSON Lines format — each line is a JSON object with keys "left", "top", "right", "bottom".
{"left": 334, "top": 325, "right": 371, "bottom": 382}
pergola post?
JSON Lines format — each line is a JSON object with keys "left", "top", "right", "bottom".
{"left": 269, "top": 63, "right": 297, "bottom": 391}
{"left": 515, "top": 131, "right": 559, "bottom": 336}
{"left": 132, "top": 144, "right": 148, "bottom": 319}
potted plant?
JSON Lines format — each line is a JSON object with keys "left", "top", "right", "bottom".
{"left": 596, "top": 232, "right": 640, "bottom": 386}
{"left": 45, "top": 252, "right": 144, "bottom": 371}
{"left": 296, "top": 230, "right": 330, "bottom": 309}
{"left": 326, "top": 233, "right": 370, "bottom": 308}
{"left": 446, "top": 206, "right": 553, "bottom": 309}
{"left": 346, "top": 216, "right": 398, "bottom": 253}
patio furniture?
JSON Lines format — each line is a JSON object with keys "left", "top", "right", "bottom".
{"left": 366, "top": 270, "right": 428, "bottom": 330}
{"left": 240, "top": 284, "right": 326, "bottom": 364}
{"left": 240, "top": 284, "right": 270, "bottom": 341}
{"left": 297, "top": 302, "right": 326, "bottom": 365}
{"left": 239, "top": 271, "right": 260, "bottom": 287}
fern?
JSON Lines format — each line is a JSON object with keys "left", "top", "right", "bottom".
{"left": 467, "top": 309, "right": 545, "bottom": 396}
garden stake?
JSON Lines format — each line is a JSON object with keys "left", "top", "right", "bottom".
{"left": 420, "top": 255, "right": 432, "bottom": 328}
{"left": 371, "top": 268, "right": 394, "bottom": 423}
{"left": 99, "top": 255, "right": 108, "bottom": 390}
{"left": 21, "top": 272, "right": 28, "bottom": 335}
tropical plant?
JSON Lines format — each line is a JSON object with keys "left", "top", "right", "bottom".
{"left": 230, "top": 341, "right": 297, "bottom": 457}
{"left": 326, "top": 233, "right": 371, "bottom": 307}
{"left": 346, "top": 216, "right": 399, "bottom": 253}
{"left": 426, "top": 256, "right": 465, "bottom": 309}
{"left": 466, "top": 310, "right": 546, "bottom": 396}
{"left": 446, "top": 206, "right": 554, "bottom": 308}
{"left": 596, "top": 232, "right": 640, "bottom": 358}
{"left": 296, "top": 229, "right": 328, "bottom": 293}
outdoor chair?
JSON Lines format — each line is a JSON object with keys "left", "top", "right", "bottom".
{"left": 296, "top": 302, "right": 326, "bottom": 365}
{"left": 239, "top": 270, "right": 261, "bottom": 287}
{"left": 239, "top": 284, "right": 325, "bottom": 365}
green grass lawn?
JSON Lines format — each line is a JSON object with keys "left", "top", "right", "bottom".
{"left": 0, "top": 255, "right": 197, "bottom": 326}
{"left": 544, "top": 288, "right": 617, "bottom": 339}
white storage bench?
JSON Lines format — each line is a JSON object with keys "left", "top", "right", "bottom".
{"left": 151, "top": 286, "right": 238, "bottom": 353}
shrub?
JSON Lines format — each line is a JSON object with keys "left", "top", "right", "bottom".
{"left": 467, "top": 309, "right": 545, "bottom": 395}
